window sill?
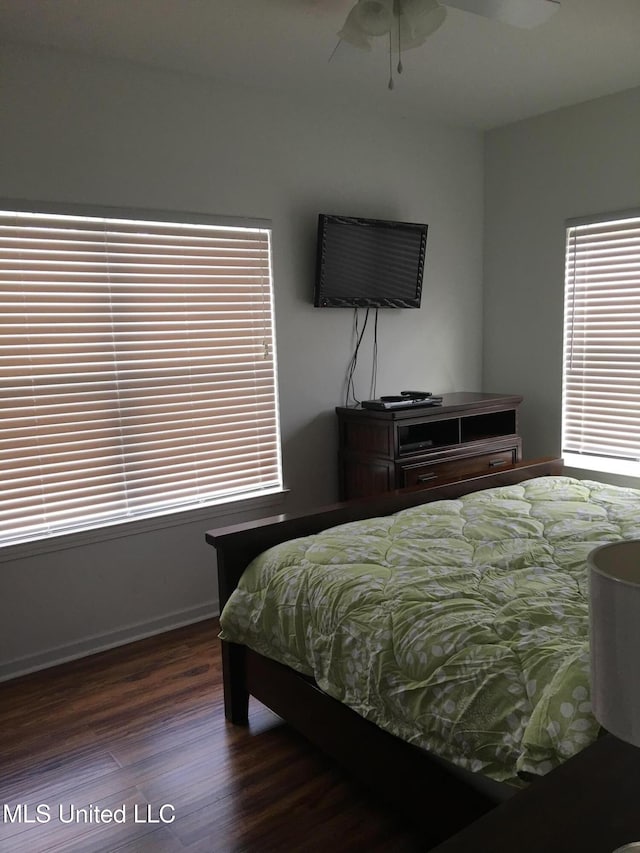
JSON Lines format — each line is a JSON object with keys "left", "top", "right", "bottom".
{"left": 563, "top": 452, "right": 640, "bottom": 486}
{"left": 0, "top": 489, "right": 289, "bottom": 564}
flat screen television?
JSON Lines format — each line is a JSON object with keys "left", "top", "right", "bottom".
{"left": 314, "top": 214, "right": 428, "bottom": 308}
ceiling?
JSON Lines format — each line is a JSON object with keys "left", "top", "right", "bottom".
{"left": 1, "top": 0, "right": 640, "bottom": 129}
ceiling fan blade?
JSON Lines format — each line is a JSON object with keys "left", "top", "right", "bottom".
{"left": 442, "top": 0, "right": 560, "bottom": 29}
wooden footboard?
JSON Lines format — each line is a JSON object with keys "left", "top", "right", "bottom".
{"left": 205, "top": 457, "right": 564, "bottom": 840}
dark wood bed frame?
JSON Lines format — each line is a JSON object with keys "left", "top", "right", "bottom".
{"left": 206, "top": 457, "right": 565, "bottom": 846}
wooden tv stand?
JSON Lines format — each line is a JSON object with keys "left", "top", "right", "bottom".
{"left": 336, "top": 392, "right": 523, "bottom": 500}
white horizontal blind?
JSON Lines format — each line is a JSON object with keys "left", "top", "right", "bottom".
{"left": 562, "top": 213, "right": 640, "bottom": 462}
{"left": 0, "top": 207, "right": 282, "bottom": 546}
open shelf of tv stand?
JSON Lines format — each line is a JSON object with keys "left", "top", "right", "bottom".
{"left": 336, "top": 392, "right": 523, "bottom": 500}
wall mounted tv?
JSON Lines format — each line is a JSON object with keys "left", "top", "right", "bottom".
{"left": 314, "top": 214, "right": 428, "bottom": 308}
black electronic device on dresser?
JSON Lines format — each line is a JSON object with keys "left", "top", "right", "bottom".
{"left": 336, "top": 391, "right": 523, "bottom": 500}
{"left": 362, "top": 390, "right": 442, "bottom": 410}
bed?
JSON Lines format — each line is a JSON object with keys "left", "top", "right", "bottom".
{"left": 205, "top": 458, "right": 640, "bottom": 845}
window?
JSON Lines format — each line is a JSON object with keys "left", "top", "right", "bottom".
{"left": 0, "top": 203, "right": 282, "bottom": 547}
{"left": 562, "top": 211, "right": 640, "bottom": 475}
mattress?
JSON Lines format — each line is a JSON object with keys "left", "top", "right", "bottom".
{"left": 219, "top": 476, "right": 640, "bottom": 785}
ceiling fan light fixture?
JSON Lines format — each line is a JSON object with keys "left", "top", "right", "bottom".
{"left": 354, "top": 0, "right": 395, "bottom": 37}
{"left": 338, "top": 5, "right": 374, "bottom": 49}
{"left": 399, "top": 0, "right": 447, "bottom": 49}
{"left": 337, "top": 0, "right": 446, "bottom": 86}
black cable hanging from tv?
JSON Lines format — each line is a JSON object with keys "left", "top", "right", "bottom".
{"left": 370, "top": 307, "right": 379, "bottom": 400}
{"left": 344, "top": 307, "right": 379, "bottom": 407}
{"left": 344, "top": 307, "right": 369, "bottom": 407}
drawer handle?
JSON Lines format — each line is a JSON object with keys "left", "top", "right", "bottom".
{"left": 489, "top": 459, "right": 507, "bottom": 468}
{"left": 417, "top": 472, "right": 438, "bottom": 483}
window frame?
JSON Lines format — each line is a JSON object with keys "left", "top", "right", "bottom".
{"left": 0, "top": 199, "right": 285, "bottom": 551}
{"left": 561, "top": 208, "right": 640, "bottom": 478}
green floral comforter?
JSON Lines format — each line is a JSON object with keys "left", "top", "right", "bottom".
{"left": 219, "top": 476, "right": 640, "bottom": 785}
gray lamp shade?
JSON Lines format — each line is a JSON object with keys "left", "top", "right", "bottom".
{"left": 589, "top": 540, "right": 640, "bottom": 747}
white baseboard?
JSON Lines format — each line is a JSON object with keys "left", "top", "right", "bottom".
{"left": 0, "top": 600, "right": 220, "bottom": 682}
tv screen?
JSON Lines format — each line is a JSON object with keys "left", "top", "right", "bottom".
{"left": 314, "top": 214, "right": 428, "bottom": 308}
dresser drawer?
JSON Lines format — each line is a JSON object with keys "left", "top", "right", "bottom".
{"left": 400, "top": 448, "right": 518, "bottom": 488}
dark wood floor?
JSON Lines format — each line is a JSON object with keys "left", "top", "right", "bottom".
{"left": 0, "top": 620, "right": 424, "bottom": 852}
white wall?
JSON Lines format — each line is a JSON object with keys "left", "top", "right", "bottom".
{"left": 0, "top": 45, "right": 484, "bottom": 677}
{"left": 483, "top": 86, "right": 640, "bottom": 486}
